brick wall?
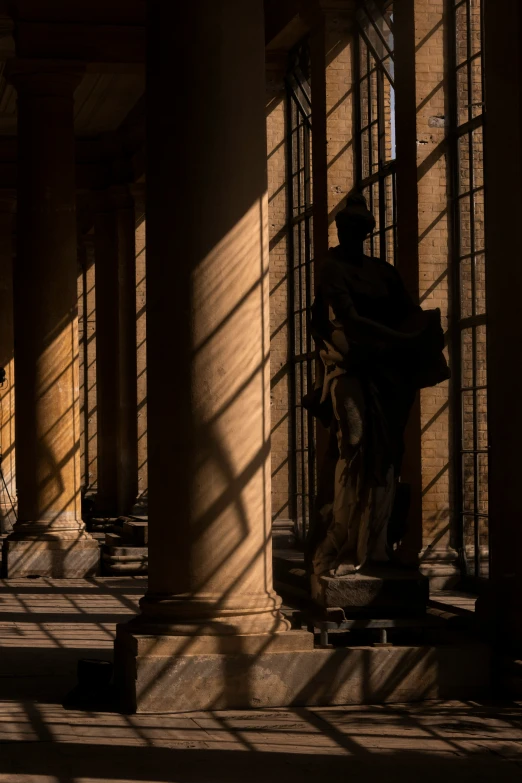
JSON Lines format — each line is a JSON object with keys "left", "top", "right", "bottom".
{"left": 415, "top": 0, "right": 453, "bottom": 559}
{"left": 77, "top": 238, "right": 97, "bottom": 493}
{"left": 266, "top": 70, "right": 292, "bottom": 531}
{"left": 325, "top": 12, "right": 356, "bottom": 244}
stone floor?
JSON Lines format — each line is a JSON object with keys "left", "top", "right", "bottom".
{"left": 0, "top": 578, "right": 520, "bottom": 782}
{"left": 0, "top": 577, "right": 144, "bottom": 701}
{"left": 0, "top": 700, "right": 521, "bottom": 782}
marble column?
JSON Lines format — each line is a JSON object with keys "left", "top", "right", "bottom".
{"left": 115, "top": 0, "right": 311, "bottom": 713}
{"left": 3, "top": 61, "right": 98, "bottom": 577}
{"left": 478, "top": 0, "right": 522, "bottom": 652}
{"left": 0, "top": 200, "right": 16, "bottom": 535}
{"left": 94, "top": 188, "right": 138, "bottom": 517}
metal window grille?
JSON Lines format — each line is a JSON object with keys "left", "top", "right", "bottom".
{"left": 448, "top": 0, "right": 488, "bottom": 579}
{"left": 286, "top": 41, "right": 316, "bottom": 543}
{"left": 354, "top": 0, "right": 397, "bottom": 264}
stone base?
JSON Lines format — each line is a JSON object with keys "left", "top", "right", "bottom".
{"left": 0, "top": 501, "right": 16, "bottom": 535}
{"left": 311, "top": 566, "right": 429, "bottom": 615}
{"left": 115, "top": 625, "right": 315, "bottom": 712}
{"left": 2, "top": 538, "right": 100, "bottom": 577}
{"left": 420, "top": 546, "right": 461, "bottom": 590}
{"left": 115, "top": 622, "right": 490, "bottom": 712}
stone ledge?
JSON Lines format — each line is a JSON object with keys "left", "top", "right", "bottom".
{"left": 115, "top": 627, "right": 491, "bottom": 712}
{"left": 123, "top": 628, "right": 314, "bottom": 657}
{"left": 2, "top": 538, "right": 100, "bottom": 577}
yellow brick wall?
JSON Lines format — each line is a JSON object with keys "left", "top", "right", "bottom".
{"left": 77, "top": 237, "right": 97, "bottom": 492}
{"left": 415, "top": 0, "right": 453, "bottom": 553}
{"left": 266, "top": 75, "right": 292, "bottom": 529}
{"left": 325, "top": 12, "right": 356, "bottom": 243}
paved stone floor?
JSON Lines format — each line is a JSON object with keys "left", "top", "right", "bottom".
{"left": 0, "top": 578, "right": 520, "bottom": 782}
{"left": 0, "top": 700, "right": 521, "bottom": 782}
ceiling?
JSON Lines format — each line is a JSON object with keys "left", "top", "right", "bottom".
{"left": 0, "top": 2, "right": 145, "bottom": 139}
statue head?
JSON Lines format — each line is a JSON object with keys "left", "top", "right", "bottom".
{"left": 335, "top": 193, "right": 376, "bottom": 247}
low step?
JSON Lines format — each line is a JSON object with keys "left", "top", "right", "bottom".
{"left": 101, "top": 543, "right": 148, "bottom": 576}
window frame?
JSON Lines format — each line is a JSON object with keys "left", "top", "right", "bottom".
{"left": 447, "top": 0, "right": 489, "bottom": 582}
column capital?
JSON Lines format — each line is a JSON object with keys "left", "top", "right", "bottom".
{"left": 6, "top": 58, "right": 85, "bottom": 96}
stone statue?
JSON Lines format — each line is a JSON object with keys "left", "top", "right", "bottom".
{"left": 304, "top": 194, "right": 449, "bottom": 578}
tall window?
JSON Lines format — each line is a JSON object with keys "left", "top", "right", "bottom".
{"left": 286, "top": 41, "right": 315, "bottom": 542}
{"left": 449, "top": 0, "right": 488, "bottom": 578}
{"left": 354, "top": 0, "right": 396, "bottom": 264}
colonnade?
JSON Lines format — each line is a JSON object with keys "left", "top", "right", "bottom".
{"left": 0, "top": 0, "right": 520, "bottom": 710}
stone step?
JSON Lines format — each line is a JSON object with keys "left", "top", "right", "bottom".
{"left": 101, "top": 543, "right": 148, "bottom": 576}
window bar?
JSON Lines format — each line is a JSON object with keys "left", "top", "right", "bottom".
{"left": 304, "top": 121, "right": 314, "bottom": 539}
{"left": 298, "top": 123, "right": 305, "bottom": 535}
{"left": 466, "top": 0, "right": 472, "bottom": 124}
{"left": 286, "top": 85, "right": 298, "bottom": 525}
{"left": 358, "top": 21, "right": 395, "bottom": 86}
{"left": 355, "top": 2, "right": 396, "bottom": 266}
{"left": 448, "top": 0, "right": 466, "bottom": 567}
{"left": 361, "top": 5, "right": 395, "bottom": 60}
{"left": 377, "top": 65, "right": 386, "bottom": 262}
{"left": 466, "top": 3, "right": 478, "bottom": 571}
{"left": 392, "top": 169, "right": 397, "bottom": 265}
{"left": 449, "top": 0, "right": 488, "bottom": 578}
{"left": 286, "top": 40, "right": 315, "bottom": 543}
{"left": 296, "top": 108, "right": 302, "bottom": 218}
{"left": 354, "top": 33, "right": 364, "bottom": 185}
{"left": 479, "top": 0, "right": 490, "bottom": 580}
{"left": 367, "top": 42, "right": 375, "bottom": 256}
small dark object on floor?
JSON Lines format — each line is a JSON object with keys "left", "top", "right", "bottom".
{"left": 63, "top": 659, "right": 116, "bottom": 710}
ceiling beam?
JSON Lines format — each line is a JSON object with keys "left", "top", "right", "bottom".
{"left": 14, "top": 22, "right": 145, "bottom": 64}
{"left": 11, "top": 1, "right": 145, "bottom": 25}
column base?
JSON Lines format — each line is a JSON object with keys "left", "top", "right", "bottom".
{"left": 0, "top": 502, "right": 16, "bottom": 535}
{"left": 2, "top": 537, "right": 100, "bottom": 577}
{"left": 115, "top": 623, "right": 314, "bottom": 712}
{"left": 420, "top": 546, "right": 461, "bottom": 590}
{"left": 115, "top": 620, "right": 491, "bottom": 712}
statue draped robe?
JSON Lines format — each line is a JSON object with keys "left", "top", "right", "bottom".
{"left": 307, "top": 246, "right": 446, "bottom": 577}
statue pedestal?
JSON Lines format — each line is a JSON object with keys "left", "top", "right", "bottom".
{"left": 311, "top": 566, "right": 429, "bottom": 616}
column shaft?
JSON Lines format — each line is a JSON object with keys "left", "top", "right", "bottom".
{"left": 0, "top": 204, "right": 15, "bottom": 534}
{"left": 480, "top": 0, "right": 522, "bottom": 650}
{"left": 94, "top": 191, "right": 138, "bottom": 517}
{"left": 394, "top": 0, "right": 423, "bottom": 566}
{"left": 116, "top": 0, "right": 311, "bottom": 713}
{"left": 3, "top": 62, "right": 98, "bottom": 576}
{"left": 143, "top": 0, "right": 281, "bottom": 628}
